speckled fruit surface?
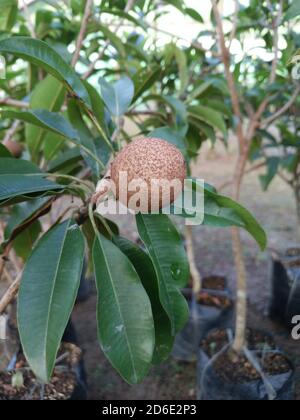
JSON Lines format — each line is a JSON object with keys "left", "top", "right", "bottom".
{"left": 111, "top": 137, "right": 186, "bottom": 211}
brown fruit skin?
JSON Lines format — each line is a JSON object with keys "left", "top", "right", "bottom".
{"left": 3, "top": 140, "right": 23, "bottom": 158}
{"left": 111, "top": 137, "right": 186, "bottom": 211}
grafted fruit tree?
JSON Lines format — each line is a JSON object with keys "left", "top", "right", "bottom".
{"left": 0, "top": 0, "right": 267, "bottom": 384}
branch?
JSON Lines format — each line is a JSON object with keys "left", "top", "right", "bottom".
{"left": 262, "top": 85, "right": 300, "bottom": 128}
{"left": 0, "top": 243, "right": 13, "bottom": 282}
{"left": 0, "top": 271, "right": 22, "bottom": 315}
{"left": 218, "top": 161, "right": 266, "bottom": 192}
{"left": 3, "top": 120, "right": 21, "bottom": 144}
{"left": 82, "top": 0, "right": 136, "bottom": 79}
{"left": 229, "top": 0, "right": 240, "bottom": 48}
{"left": 71, "top": 0, "right": 94, "bottom": 67}
{"left": 185, "top": 225, "right": 202, "bottom": 295}
{"left": 22, "top": 0, "right": 36, "bottom": 39}
{"left": 245, "top": 0, "right": 283, "bottom": 141}
{"left": 0, "top": 98, "right": 29, "bottom": 108}
{"left": 211, "top": 0, "right": 245, "bottom": 150}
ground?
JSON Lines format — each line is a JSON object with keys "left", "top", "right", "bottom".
{"left": 73, "top": 143, "right": 300, "bottom": 400}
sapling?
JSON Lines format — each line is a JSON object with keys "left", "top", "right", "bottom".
{"left": 0, "top": 1, "right": 267, "bottom": 389}
{"left": 211, "top": 0, "right": 300, "bottom": 353}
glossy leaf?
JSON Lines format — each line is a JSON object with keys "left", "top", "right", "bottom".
{"left": 114, "top": 236, "right": 174, "bottom": 364}
{"left": 136, "top": 214, "right": 189, "bottom": 335}
{"left": 188, "top": 105, "right": 227, "bottom": 138}
{"left": 173, "top": 179, "right": 267, "bottom": 250}
{"left": 67, "top": 100, "right": 101, "bottom": 179}
{"left": 3, "top": 197, "right": 53, "bottom": 249}
{"left": 12, "top": 221, "right": 41, "bottom": 261}
{"left": 99, "top": 77, "right": 134, "bottom": 117}
{"left": 132, "top": 66, "right": 161, "bottom": 103}
{"left": 25, "top": 75, "right": 66, "bottom": 159}
{"left": 0, "top": 158, "right": 63, "bottom": 206}
{"left": 185, "top": 7, "right": 204, "bottom": 23}
{"left": 93, "top": 233, "right": 155, "bottom": 384}
{"left": 98, "top": 24, "right": 126, "bottom": 57}
{"left": 2, "top": 110, "right": 79, "bottom": 142}
{"left": 18, "top": 220, "right": 85, "bottom": 383}
{"left": 149, "top": 126, "right": 187, "bottom": 158}
{"left": 0, "top": 37, "right": 90, "bottom": 105}
{"left": 48, "top": 148, "right": 82, "bottom": 173}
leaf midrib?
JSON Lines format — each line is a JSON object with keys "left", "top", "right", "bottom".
{"left": 137, "top": 216, "right": 176, "bottom": 332}
{"left": 42, "top": 221, "right": 70, "bottom": 378}
{"left": 97, "top": 235, "right": 138, "bottom": 383}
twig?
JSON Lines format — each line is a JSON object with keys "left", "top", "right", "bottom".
{"left": 262, "top": 85, "right": 300, "bottom": 128}
{"left": 0, "top": 271, "right": 22, "bottom": 314}
{"left": 229, "top": 0, "right": 240, "bottom": 48}
{"left": 0, "top": 243, "right": 13, "bottom": 281}
{"left": 22, "top": 0, "right": 36, "bottom": 39}
{"left": 211, "top": 0, "right": 244, "bottom": 150}
{"left": 3, "top": 121, "right": 21, "bottom": 143}
{"left": 245, "top": 0, "right": 283, "bottom": 141}
{"left": 82, "top": 0, "right": 135, "bottom": 79}
{"left": 71, "top": 0, "right": 94, "bottom": 67}
{"left": 0, "top": 98, "right": 29, "bottom": 108}
{"left": 218, "top": 161, "right": 266, "bottom": 192}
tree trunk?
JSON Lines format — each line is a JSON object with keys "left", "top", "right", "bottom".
{"left": 232, "top": 154, "right": 249, "bottom": 352}
{"left": 185, "top": 225, "right": 202, "bottom": 295}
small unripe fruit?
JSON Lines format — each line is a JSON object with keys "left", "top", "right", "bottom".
{"left": 3, "top": 140, "right": 23, "bottom": 158}
{"left": 111, "top": 137, "right": 186, "bottom": 212}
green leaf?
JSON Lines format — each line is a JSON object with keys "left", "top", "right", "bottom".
{"left": 2, "top": 109, "right": 79, "bottom": 142}
{"left": 83, "top": 81, "right": 107, "bottom": 136}
{"left": 3, "top": 197, "right": 52, "bottom": 249}
{"left": 100, "top": 9, "right": 147, "bottom": 31}
{"left": 114, "top": 236, "right": 174, "bottom": 364}
{"left": 43, "top": 132, "right": 66, "bottom": 162}
{"left": 25, "top": 75, "right": 66, "bottom": 160}
{"left": 136, "top": 214, "right": 189, "bottom": 335}
{"left": 187, "top": 80, "right": 214, "bottom": 101}
{"left": 285, "top": 0, "right": 300, "bottom": 21}
{"left": 173, "top": 46, "right": 188, "bottom": 94}
{"left": 0, "top": 143, "right": 13, "bottom": 158}
{"left": 0, "top": 0, "right": 18, "bottom": 31}
{"left": 149, "top": 127, "right": 187, "bottom": 159}
{"left": 48, "top": 148, "right": 82, "bottom": 173}
{"left": 132, "top": 66, "right": 161, "bottom": 103}
{"left": 93, "top": 233, "right": 155, "bottom": 384}
{"left": 67, "top": 100, "right": 101, "bottom": 179}
{"left": 99, "top": 77, "right": 134, "bottom": 117}
{"left": 0, "top": 37, "right": 90, "bottom": 105}
{"left": 188, "top": 105, "right": 227, "bottom": 138}
{"left": 259, "top": 157, "right": 280, "bottom": 191}
{"left": 0, "top": 158, "right": 64, "bottom": 206}
{"left": 174, "top": 179, "right": 267, "bottom": 250}
{"left": 185, "top": 7, "right": 204, "bottom": 23}
{"left": 163, "top": 0, "right": 184, "bottom": 11}
{"left": 12, "top": 221, "right": 41, "bottom": 261}
{"left": 18, "top": 220, "right": 85, "bottom": 383}
{"left": 98, "top": 24, "right": 126, "bottom": 57}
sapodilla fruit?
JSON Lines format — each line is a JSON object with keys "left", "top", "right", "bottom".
{"left": 110, "top": 137, "right": 186, "bottom": 212}
{"left": 3, "top": 140, "right": 23, "bottom": 158}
